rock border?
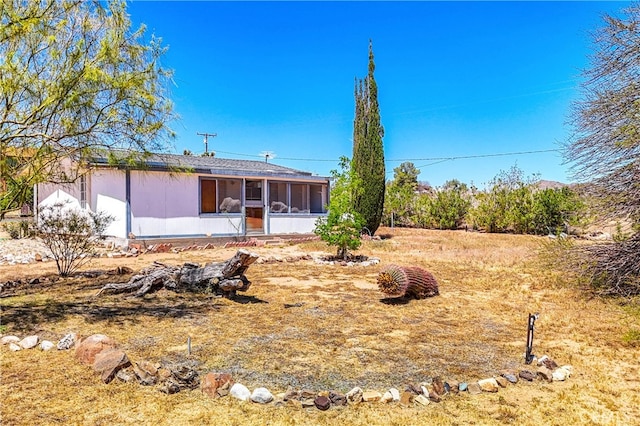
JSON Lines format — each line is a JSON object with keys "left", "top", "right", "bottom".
{"left": 1, "top": 332, "right": 574, "bottom": 410}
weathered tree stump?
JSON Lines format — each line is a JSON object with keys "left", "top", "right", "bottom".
{"left": 95, "top": 249, "right": 259, "bottom": 298}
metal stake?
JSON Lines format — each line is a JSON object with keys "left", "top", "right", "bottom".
{"left": 525, "top": 313, "right": 539, "bottom": 364}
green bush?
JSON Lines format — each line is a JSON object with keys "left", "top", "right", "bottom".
{"left": 314, "top": 157, "right": 364, "bottom": 259}
{"left": 428, "top": 180, "right": 471, "bottom": 230}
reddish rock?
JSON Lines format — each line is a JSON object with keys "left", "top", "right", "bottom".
{"left": 537, "top": 366, "right": 553, "bottom": 382}
{"left": 495, "top": 376, "right": 509, "bottom": 388}
{"left": 432, "top": 376, "right": 445, "bottom": 395}
{"left": 400, "top": 391, "right": 414, "bottom": 406}
{"left": 75, "top": 334, "right": 117, "bottom": 365}
{"left": 428, "top": 390, "right": 442, "bottom": 402}
{"left": 92, "top": 348, "right": 130, "bottom": 383}
{"left": 134, "top": 360, "right": 160, "bottom": 386}
{"left": 519, "top": 370, "right": 536, "bottom": 382}
{"left": 314, "top": 396, "right": 331, "bottom": 411}
{"left": 201, "top": 372, "right": 234, "bottom": 398}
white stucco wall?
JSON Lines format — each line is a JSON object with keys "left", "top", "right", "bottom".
{"left": 38, "top": 186, "right": 82, "bottom": 208}
{"left": 91, "top": 169, "right": 127, "bottom": 238}
{"left": 38, "top": 163, "right": 327, "bottom": 239}
{"left": 268, "top": 215, "right": 322, "bottom": 234}
{"left": 128, "top": 171, "right": 243, "bottom": 238}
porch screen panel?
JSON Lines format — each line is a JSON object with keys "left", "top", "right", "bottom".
{"left": 290, "top": 184, "right": 309, "bottom": 213}
{"left": 201, "top": 179, "right": 216, "bottom": 213}
{"left": 218, "top": 179, "right": 242, "bottom": 213}
{"left": 269, "top": 182, "right": 288, "bottom": 213}
{"left": 310, "top": 184, "right": 326, "bottom": 213}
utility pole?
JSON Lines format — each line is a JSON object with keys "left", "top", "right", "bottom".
{"left": 197, "top": 132, "right": 217, "bottom": 154}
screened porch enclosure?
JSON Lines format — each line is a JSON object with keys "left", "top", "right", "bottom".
{"left": 199, "top": 177, "right": 328, "bottom": 236}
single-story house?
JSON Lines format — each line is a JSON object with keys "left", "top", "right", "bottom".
{"left": 36, "top": 153, "right": 329, "bottom": 242}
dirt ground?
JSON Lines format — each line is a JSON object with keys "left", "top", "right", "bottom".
{"left": 1, "top": 228, "right": 638, "bottom": 425}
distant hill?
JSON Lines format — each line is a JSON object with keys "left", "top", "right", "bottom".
{"left": 535, "top": 180, "right": 568, "bottom": 190}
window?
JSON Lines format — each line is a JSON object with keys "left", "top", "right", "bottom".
{"left": 290, "top": 184, "right": 308, "bottom": 213}
{"left": 269, "top": 182, "right": 288, "bottom": 213}
{"left": 200, "top": 178, "right": 242, "bottom": 214}
{"left": 201, "top": 179, "right": 216, "bottom": 213}
{"left": 268, "top": 181, "right": 327, "bottom": 214}
{"left": 80, "top": 175, "right": 87, "bottom": 209}
{"left": 310, "top": 184, "right": 326, "bottom": 213}
{"left": 218, "top": 179, "right": 242, "bottom": 212}
{"left": 245, "top": 180, "right": 262, "bottom": 201}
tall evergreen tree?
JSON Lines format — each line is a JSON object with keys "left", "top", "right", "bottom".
{"left": 352, "top": 40, "right": 385, "bottom": 235}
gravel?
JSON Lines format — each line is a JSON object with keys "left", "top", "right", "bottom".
{"left": 0, "top": 239, "right": 53, "bottom": 265}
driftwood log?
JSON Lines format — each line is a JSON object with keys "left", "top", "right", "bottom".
{"left": 95, "top": 249, "right": 259, "bottom": 298}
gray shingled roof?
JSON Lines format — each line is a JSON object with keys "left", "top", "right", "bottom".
{"left": 91, "top": 151, "right": 324, "bottom": 179}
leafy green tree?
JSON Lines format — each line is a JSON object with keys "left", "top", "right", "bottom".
{"left": 429, "top": 179, "right": 471, "bottom": 230}
{"left": 531, "top": 187, "right": 584, "bottom": 235}
{"left": 314, "top": 157, "right": 365, "bottom": 260}
{"left": 0, "top": 0, "right": 175, "bottom": 218}
{"left": 352, "top": 40, "right": 385, "bottom": 235}
{"left": 469, "top": 165, "right": 535, "bottom": 233}
{"left": 383, "top": 162, "right": 420, "bottom": 227}
{"left": 393, "top": 162, "right": 419, "bottom": 190}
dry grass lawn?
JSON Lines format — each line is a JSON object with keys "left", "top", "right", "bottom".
{"left": 1, "top": 228, "right": 639, "bottom": 425}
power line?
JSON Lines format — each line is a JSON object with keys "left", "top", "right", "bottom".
{"left": 213, "top": 148, "right": 561, "bottom": 165}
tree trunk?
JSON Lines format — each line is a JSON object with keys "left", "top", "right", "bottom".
{"left": 95, "top": 249, "right": 259, "bottom": 298}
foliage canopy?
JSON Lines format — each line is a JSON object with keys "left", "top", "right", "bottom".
{"left": 0, "top": 0, "right": 175, "bottom": 217}
{"left": 314, "top": 157, "right": 364, "bottom": 260}
{"left": 352, "top": 40, "right": 385, "bottom": 235}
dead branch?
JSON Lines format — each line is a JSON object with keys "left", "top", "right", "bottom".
{"left": 95, "top": 250, "right": 259, "bottom": 298}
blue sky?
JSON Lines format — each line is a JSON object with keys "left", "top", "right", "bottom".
{"left": 127, "top": 1, "right": 629, "bottom": 187}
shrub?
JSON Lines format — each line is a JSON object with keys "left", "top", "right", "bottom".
{"left": 36, "top": 201, "right": 114, "bottom": 276}
{"left": 429, "top": 180, "right": 471, "bottom": 230}
{"left": 314, "top": 157, "right": 364, "bottom": 260}
{"left": 1, "top": 220, "right": 33, "bottom": 239}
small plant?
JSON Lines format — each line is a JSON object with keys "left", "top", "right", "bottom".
{"left": 36, "top": 200, "right": 114, "bottom": 276}
{"left": 314, "top": 157, "right": 364, "bottom": 260}
{"left": 1, "top": 220, "right": 33, "bottom": 239}
{"left": 377, "top": 264, "right": 439, "bottom": 299}
{"left": 622, "top": 329, "right": 640, "bottom": 347}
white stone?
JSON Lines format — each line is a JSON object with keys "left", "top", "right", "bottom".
{"left": 537, "top": 355, "right": 550, "bottom": 366}
{"left": 389, "top": 388, "right": 401, "bottom": 401}
{"left": 381, "top": 391, "right": 394, "bottom": 403}
{"left": 9, "top": 342, "right": 21, "bottom": 351}
{"left": 415, "top": 395, "right": 430, "bottom": 406}
{"left": 19, "top": 335, "right": 39, "bottom": 349}
{"left": 478, "top": 378, "right": 499, "bottom": 393}
{"left": 230, "top": 383, "right": 251, "bottom": 401}
{"left": 40, "top": 340, "right": 55, "bottom": 351}
{"left": 345, "top": 386, "right": 363, "bottom": 403}
{"left": 57, "top": 333, "right": 77, "bottom": 350}
{"left": 1, "top": 335, "right": 20, "bottom": 345}
{"left": 552, "top": 369, "right": 568, "bottom": 382}
{"left": 559, "top": 365, "right": 573, "bottom": 376}
{"left": 250, "top": 387, "right": 274, "bottom": 404}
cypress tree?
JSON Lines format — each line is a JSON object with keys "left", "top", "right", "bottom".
{"left": 352, "top": 40, "right": 385, "bottom": 235}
